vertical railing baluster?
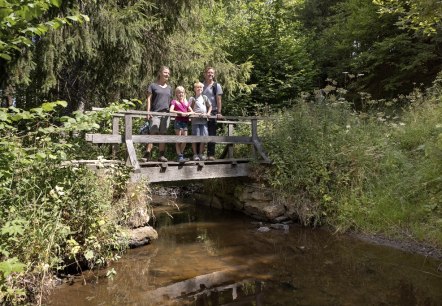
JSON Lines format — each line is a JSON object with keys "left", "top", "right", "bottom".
{"left": 251, "top": 119, "right": 258, "bottom": 158}
{"left": 112, "top": 116, "right": 119, "bottom": 158}
{"left": 124, "top": 114, "right": 140, "bottom": 171}
{"left": 228, "top": 123, "right": 234, "bottom": 158}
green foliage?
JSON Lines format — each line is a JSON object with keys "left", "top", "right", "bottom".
{"left": 0, "top": 0, "right": 88, "bottom": 60}
{"left": 301, "top": 0, "right": 442, "bottom": 99}
{"left": 2, "top": 0, "right": 186, "bottom": 110}
{"left": 161, "top": 1, "right": 254, "bottom": 105}
{"left": 4, "top": 0, "right": 253, "bottom": 113}
{"left": 261, "top": 82, "right": 442, "bottom": 246}
{"left": 0, "top": 100, "right": 140, "bottom": 305}
{"left": 374, "top": 0, "right": 442, "bottom": 36}
{"left": 221, "top": 0, "right": 317, "bottom": 113}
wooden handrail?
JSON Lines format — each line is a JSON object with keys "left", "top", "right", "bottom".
{"left": 91, "top": 107, "right": 268, "bottom": 122}
{"left": 86, "top": 134, "right": 253, "bottom": 144}
{"left": 86, "top": 110, "right": 271, "bottom": 171}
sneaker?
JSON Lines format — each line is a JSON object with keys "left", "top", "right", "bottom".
{"left": 207, "top": 156, "right": 215, "bottom": 161}
{"left": 193, "top": 154, "right": 200, "bottom": 161}
{"left": 158, "top": 156, "right": 168, "bottom": 162}
{"left": 199, "top": 154, "right": 207, "bottom": 161}
{"left": 143, "top": 151, "right": 151, "bottom": 161}
{"left": 177, "top": 154, "right": 185, "bottom": 163}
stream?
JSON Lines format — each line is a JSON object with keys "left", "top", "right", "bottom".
{"left": 48, "top": 198, "right": 442, "bottom": 305}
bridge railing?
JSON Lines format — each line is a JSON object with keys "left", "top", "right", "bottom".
{"left": 85, "top": 110, "right": 270, "bottom": 171}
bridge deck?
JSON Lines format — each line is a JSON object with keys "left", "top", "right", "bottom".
{"left": 132, "top": 159, "right": 252, "bottom": 183}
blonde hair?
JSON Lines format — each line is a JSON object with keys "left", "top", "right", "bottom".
{"left": 175, "top": 86, "right": 186, "bottom": 100}
{"left": 194, "top": 82, "right": 204, "bottom": 88}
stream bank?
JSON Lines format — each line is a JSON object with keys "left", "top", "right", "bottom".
{"left": 47, "top": 199, "right": 442, "bottom": 306}
{"left": 151, "top": 181, "right": 442, "bottom": 260}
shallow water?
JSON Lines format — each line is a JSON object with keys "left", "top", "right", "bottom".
{"left": 48, "top": 200, "right": 442, "bottom": 306}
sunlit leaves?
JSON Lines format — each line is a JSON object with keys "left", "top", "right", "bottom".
{"left": 0, "top": 258, "right": 26, "bottom": 278}
{"left": 373, "top": 0, "right": 442, "bottom": 36}
{"left": 0, "top": 0, "right": 89, "bottom": 61}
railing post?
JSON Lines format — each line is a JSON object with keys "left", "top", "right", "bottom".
{"left": 251, "top": 118, "right": 271, "bottom": 163}
{"left": 112, "top": 116, "right": 119, "bottom": 158}
{"left": 124, "top": 114, "right": 140, "bottom": 172}
{"left": 228, "top": 123, "right": 234, "bottom": 158}
{"left": 251, "top": 119, "right": 258, "bottom": 158}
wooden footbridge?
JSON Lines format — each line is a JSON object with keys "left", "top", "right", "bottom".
{"left": 84, "top": 110, "right": 271, "bottom": 183}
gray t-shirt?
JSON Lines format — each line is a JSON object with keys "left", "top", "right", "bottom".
{"left": 203, "top": 82, "right": 223, "bottom": 111}
{"left": 189, "top": 95, "right": 210, "bottom": 125}
{"left": 148, "top": 83, "right": 172, "bottom": 112}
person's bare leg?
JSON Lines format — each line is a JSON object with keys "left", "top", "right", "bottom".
{"left": 200, "top": 143, "right": 206, "bottom": 159}
{"left": 175, "top": 129, "right": 181, "bottom": 155}
{"left": 144, "top": 143, "right": 152, "bottom": 160}
{"left": 180, "top": 130, "right": 187, "bottom": 154}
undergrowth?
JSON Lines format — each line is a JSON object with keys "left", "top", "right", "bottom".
{"left": 261, "top": 75, "right": 442, "bottom": 247}
{"left": 0, "top": 100, "right": 150, "bottom": 305}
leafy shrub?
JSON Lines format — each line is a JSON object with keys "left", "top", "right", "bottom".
{"left": 260, "top": 86, "right": 441, "bottom": 246}
{"left": 0, "top": 101, "right": 141, "bottom": 304}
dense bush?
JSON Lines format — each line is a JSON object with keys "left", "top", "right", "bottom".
{"left": 0, "top": 101, "right": 141, "bottom": 305}
{"left": 261, "top": 79, "right": 442, "bottom": 246}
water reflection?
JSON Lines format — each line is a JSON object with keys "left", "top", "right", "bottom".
{"left": 48, "top": 200, "right": 442, "bottom": 306}
{"left": 144, "top": 268, "right": 264, "bottom": 305}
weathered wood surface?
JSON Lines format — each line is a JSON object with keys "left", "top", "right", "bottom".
{"left": 83, "top": 110, "right": 271, "bottom": 182}
{"left": 91, "top": 107, "right": 260, "bottom": 122}
{"left": 130, "top": 161, "right": 250, "bottom": 183}
{"left": 86, "top": 134, "right": 253, "bottom": 144}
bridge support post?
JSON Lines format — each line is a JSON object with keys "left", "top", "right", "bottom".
{"left": 112, "top": 116, "right": 119, "bottom": 158}
{"left": 251, "top": 119, "right": 271, "bottom": 163}
{"left": 124, "top": 114, "right": 140, "bottom": 172}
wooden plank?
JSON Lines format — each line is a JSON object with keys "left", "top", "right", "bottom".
{"left": 63, "top": 159, "right": 122, "bottom": 164}
{"left": 118, "top": 110, "right": 268, "bottom": 121}
{"left": 124, "top": 115, "right": 141, "bottom": 171}
{"left": 112, "top": 116, "right": 119, "bottom": 157}
{"left": 130, "top": 163, "right": 250, "bottom": 183}
{"left": 138, "top": 159, "right": 250, "bottom": 167}
{"left": 253, "top": 139, "right": 271, "bottom": 163}
{"left": 132, "top": 135, "right": 252, "bottom": 144}
{"left": 86, "top": 134, "right": 123, "bottom": 143}
{"left": 228, "top": 123, "right": 234, "bottom": 158}
{"left": 91, "top": 108, "right": 270, "bottom": 121}
{"left": 125, "top": 139, "right": 140, "bottom": 172}
{"left": 251, "top": 119, "right": 258, "bottom": 158}
{"left": 86, "top": 134, "right": 252, "bottom": 144}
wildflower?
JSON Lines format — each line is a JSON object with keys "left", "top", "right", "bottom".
{"left": 55, "top": 185, "right": 65, "bottom": 195}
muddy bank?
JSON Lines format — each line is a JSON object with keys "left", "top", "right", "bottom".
{"left": 349, "top": 232, "right": 442, "bottom": 261}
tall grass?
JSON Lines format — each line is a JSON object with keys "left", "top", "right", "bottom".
{"left": 0, "top": 101, "right": 148, "bottom": 305}
{"left": 261, "top": 79, "right": 442, "bottom": 247}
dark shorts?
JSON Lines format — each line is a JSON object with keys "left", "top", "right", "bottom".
{"left": 174, "top": 121, "right": 188, "bottom": 131}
